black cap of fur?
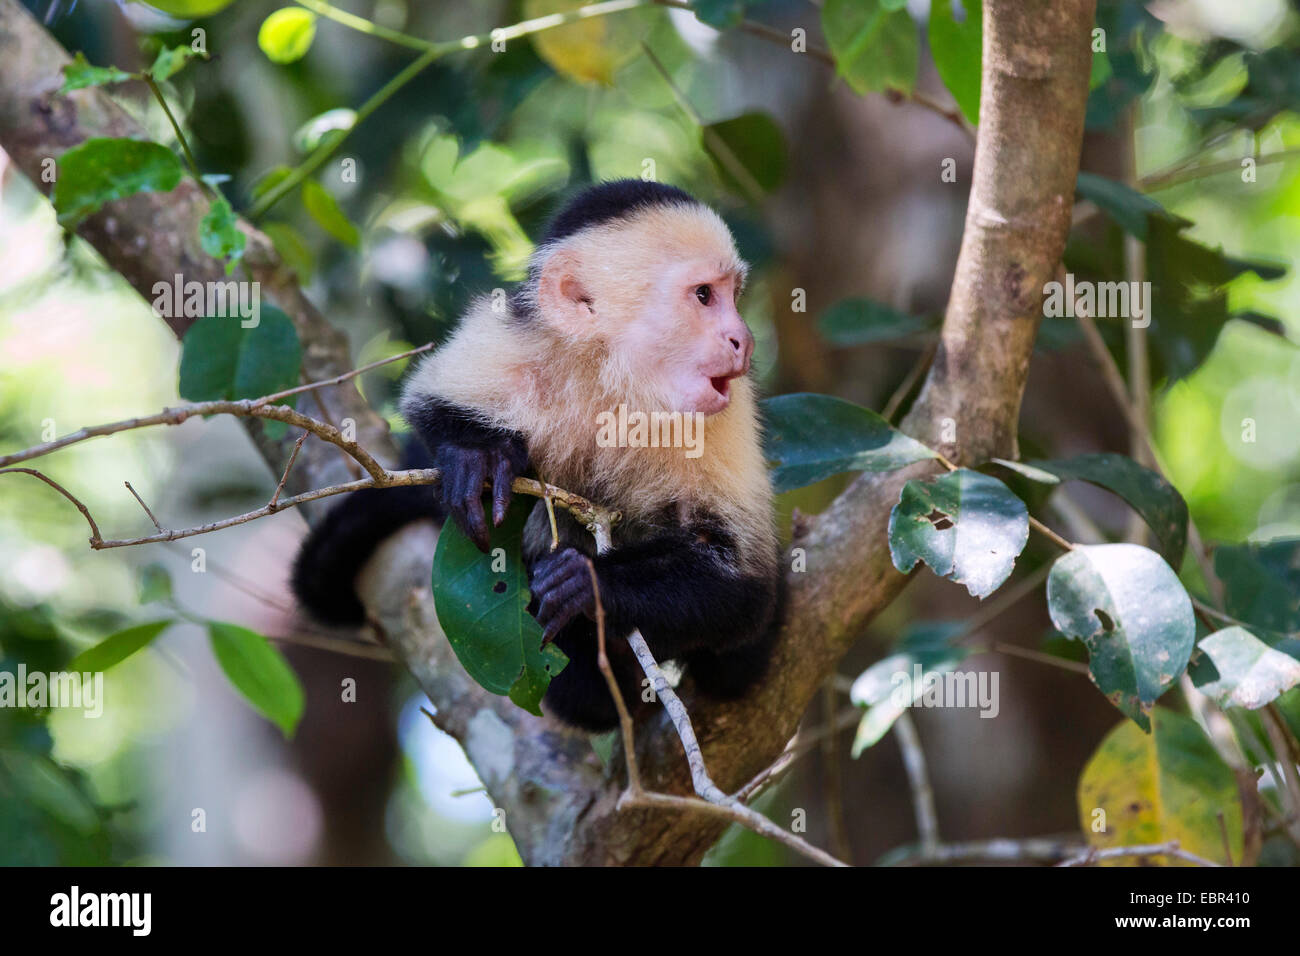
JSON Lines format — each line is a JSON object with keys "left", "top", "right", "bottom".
{"left": 540, "top": 179, "right": 698, "bottom": 245}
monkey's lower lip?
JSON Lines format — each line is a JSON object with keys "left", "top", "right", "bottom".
{"left": 709, "top": 376, "right": 731, "bottom": 398}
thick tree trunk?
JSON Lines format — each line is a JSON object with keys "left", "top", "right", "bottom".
{"left": 0, "top": 0, "right": 1095, "bottom": 865}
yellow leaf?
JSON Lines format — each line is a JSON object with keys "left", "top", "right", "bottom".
{"left": 523, "top": 0, "right": 650, "bottom": 86}
{"left": 1077, "top": 708, "right": 1243, "bottom": 866}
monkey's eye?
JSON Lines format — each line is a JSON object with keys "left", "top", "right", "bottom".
{"left": 695, "top": 284, "right": 713, "bottom": 306}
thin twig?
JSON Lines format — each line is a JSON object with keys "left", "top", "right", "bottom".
{"left": 1028, "top": 515, "right": 1074, "bottom": 552}
{"left": 882, "top": 342, "right": 936, "bottom": 422}
{"left": 893, "top": 711, "right": 939, "bottom": 858}
{"left": 0, "top": 468, "right": 102, "bottom": 541}
{"left": 1056, "top": 840, "right": 1221, "bottom": 867}
{"left": 123, "top": 481, "right": 163, "bottom": 532}
{"left": 270, "top": 432, "right": 309, "bottom": 509}
{"left": 253, "top": 341, "right": 434, "bottom": 408}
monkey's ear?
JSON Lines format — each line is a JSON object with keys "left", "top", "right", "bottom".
{"left": 537, "top": 249, "right": 595, "bottom": 336}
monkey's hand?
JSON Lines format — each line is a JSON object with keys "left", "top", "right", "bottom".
{"left": 434, "top": 434, "right": 527, "bottom": 553}
{"left": 529, "top": 547, "right": 597, "bottom": 644}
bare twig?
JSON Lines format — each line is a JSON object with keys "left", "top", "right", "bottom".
{"left": 124, "top": 481, "right": 164, "bottom": 532}
{"left": 1056, "top": 841, "right": 1221, "bottom": 868}
{"left": 270, "top": 432, "right": 309, "bottom": 509}
{"left": 882, "top": 342, "right": 937, "bottom": 423}
{"left": 893, "top": 711, "right": 939, "bottom": 858}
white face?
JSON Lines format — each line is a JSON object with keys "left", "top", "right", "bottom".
{"left": 624, "top": 258, "right": 754, "bottom": 416}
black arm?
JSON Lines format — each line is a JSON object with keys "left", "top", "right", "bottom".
{"left": 404, "top": 397, "right": 529, "bottom": 552}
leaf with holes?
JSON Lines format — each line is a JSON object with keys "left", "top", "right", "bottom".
{"left": 1026, "top": 453, "right": 1189, "bottom": 569}
{"left": 1193, "top": 626, "right": 1300, "bottom": 710}
{"left": 888, "top": 469, "right": 1028, "bottom": 599}
{"left": 1048, "top": 544, "right": 1195, "bottom": 731}
{"left": 208, "top": 621, "right": 305, "bottom": 737}
{"left": 1077, "top": 709, "right": 1242, "bottom": 866}
{"left": 822, "top": 0, "right": 918, "bottom": 96}
{"left": 849, "top": 621, "right": 966, "bottom": 756}
{"left": 432, "top": 500, "right": 567, "bottom": 714}
{"left": 53, "top": 138, "right": 184, "bottom": 226}
{"left": 927, "top": 0, "right": 981, "bottom": 124}
{"left": 761, "top": 393, "right": 937, "bottom": 494}
{"left": 818, "top": 298, "right": 937, "bottom": 346}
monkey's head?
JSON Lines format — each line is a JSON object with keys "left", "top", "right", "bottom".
{"left": 519, "top": 180, "right": 753, "bottom": 416}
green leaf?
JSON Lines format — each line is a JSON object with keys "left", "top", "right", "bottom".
{"left": 849, "top": 622, "right": 966, "bottom": 756}
{"left": 1077, "top": 709, "right": 1242, "bottom": 866}
{"left": 927, "top": 0, "right": 981, "bottom": 125}
{"left": 0, "top": 752, "right": 99, "bottom": 835}
{"left": 262, "top": 222, "right": 315, "bottom": 281}
{"left": 888, "top": 468, "right": 1028, "bottom": 599}
{"left": 301, "top": 179, "right": 359, "bottom": 248}
{"left": 208, "top": 622, "right": 305, "bottom": 737}
{"left": 761, "top": 393, "right": 937, "bottom": 494}
{"left": 150, "top": 45, "right": 201, "bottom": 82}
{"left": 431, "top": 500, "right": 568, "bottom": 713}
{"left": 1047, "top": 543, "right": 1196, "bottom": 731}
{"left": 704, "top": 112, "right": 787, "bottom": 195}
{"left": 138, "top": 564, "right": 173, "bottom": 605}
{"left": 1074, "top": 172, "right": 1191, "bottom": 241}
{"left": 68, "top": 620, "right": 172, "bottom": 673}
{"left": 258, "top": 8, "right": 318, "bottom": 64}
{"left": 1214, "top": 538, "right": 1300, "bottom": 635}
{"left": 52, "top": 138, "right": 184, "bottom": 226}
{"left": 1089, "top": 47, "right": 1112, "bottom": 90}
{"left": 199, "top": 196, "right": 246, "bottom": 270}
{"left": 1194, "top": 626, "right": 1300, "bottom": 710}
{"left": 143, "top": 0, "right": 237, "bottom": 15}
{"left": 59, "top": 52, "right": 134, "bottom": 94}
{"left": 1026, "top": 453, "right": 1189, "bottom": 569}
{"left": 818, "top": 298, "right": 937, "bottom": 346}
{"left": 989, "top": 457, "right": 1060, "bottom": 485}
{"left": 250, "top": 165, "right": 293, "bottom": 201}
{"left": 822, "top": 0, "right": 918, "bottom": 96}
{"left": 177, "top": 305, "right": 302, "bottom": 437}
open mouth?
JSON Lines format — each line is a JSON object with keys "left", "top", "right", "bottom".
{"left": 710, "top": 376, "right": 731, "bottom": 399}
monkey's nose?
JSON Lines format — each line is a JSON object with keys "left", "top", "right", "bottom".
{"left": 727, "top": 326, "right": 755, "bottom": 371}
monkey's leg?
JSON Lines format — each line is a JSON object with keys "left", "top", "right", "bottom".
{"left": 541, "top": 618, "right": 641, "bottom": 733}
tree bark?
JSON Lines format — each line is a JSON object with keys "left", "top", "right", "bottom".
{"left": 0, "top": 0, "right": 1095, "bottom": 865}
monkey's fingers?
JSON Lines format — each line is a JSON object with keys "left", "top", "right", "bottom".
{"left": 447, "top": 452, "right": 490, "bottom": 552}
{"left": 490, "top": 451, "right": 515, "bottom": 526}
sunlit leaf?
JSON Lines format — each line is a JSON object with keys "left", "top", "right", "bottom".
{"left": 1047, "top": 544, "right": 1195, "bottom": 731}
{"left": 1077, "top": 709, "right": 1242, "bottom": 866}
{"left": 1194, "top": 626, "right": 1300, "bottom": 710}
{"left": 849, "top": 622, "right": 966, "bottom": 756}
{"left": 198, "top": 196, "right": 246, "bottom": 271}
{"left": 258, "top": 8, "right": 318, "bottom": 64}
{"left": 523, "top": 0, "right": 649, "bottom": 86}
{"left": 889, "top": 468, "right": 1028, "bottom": 598}
{"left": 761, "top": 393, "right": 937, "bottom": 494}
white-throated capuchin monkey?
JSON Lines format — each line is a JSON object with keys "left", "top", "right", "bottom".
{"left": 292, "top": 179, "right": 781, "bottom": 731}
